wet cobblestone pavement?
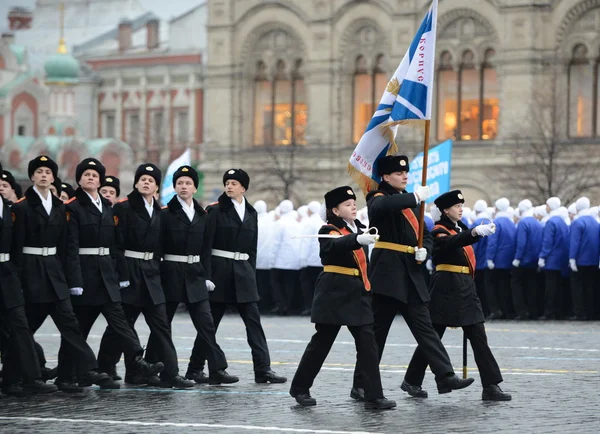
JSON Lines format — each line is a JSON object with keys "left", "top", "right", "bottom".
{"left": 1, "top": 313, "right": 599, "bottom": 433}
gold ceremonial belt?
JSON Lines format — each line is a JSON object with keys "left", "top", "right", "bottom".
{"left": 373, "top": 241, "right": 415, "bottom": 254}
{"left": 436, "top": 264, "right": 470, "bottom": 274}
{"left": 323, "top": 265, "right": 360, "bottom": 277}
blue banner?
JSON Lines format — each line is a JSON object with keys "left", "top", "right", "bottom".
{"left": 405, "top": 139, "right": 453, "bottom": 203}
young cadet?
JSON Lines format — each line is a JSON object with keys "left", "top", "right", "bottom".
{"left": 352, "top": 155, "right": 474, "bottom": 400}
{"left": 0, "top": 160, "right": 57, "bottom": 396}
{"left": 98, "top": 164, "right": 193, "bottom": 389}
{"left": 60, "top": 182, "right": 76, "bottom": 202}
{"left": 290, "top": 186, "right": 395, "bottom": 410}
{"left": 100, "top": 176, "right": 120, "bottom": 205}
{"left": 404, "top": 190, "right": 511, "bottom": 401}
{"left": 145, "top": 165, "right": 238, "bottom": 385}
{"left": 192, "top": 169, "right": 286, "bottom": 384}
{"left": 11, "top": 155, "right": 111, "bottom": 392}
{"left": 63, "top": 158, "right": 164, "bottom": 387}
{"left": 1, "top": 170, "right": 22, "bottom": 203}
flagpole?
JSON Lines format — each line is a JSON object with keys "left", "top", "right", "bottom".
{"left": 417, "top": 120, "right": 431, "bottom": 249}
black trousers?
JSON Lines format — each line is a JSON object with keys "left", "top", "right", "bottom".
{"left": 511, "top": 267, "right": 539, "bottom": 318}
{"left": 191, "top": 301, "right": 271, "bottom": 373}
{"left": 25, "top": 298, "right": 97, "bottom": 380}
{"left": 97, "top": 303, "right": 179, "bottom": 379}
{"left": 292, "top": 323, "right": 384, "bottom": 400}
{"left": 544, "top": 270, "right": 563, "bottom": 318}
{"left": 571, "top": 267, "right": 597, "bottom": 319}
{"left": 300, "top": 267, "right": 322, "bottom": 311}
{"left": 270, "top": 269, "right": 300, "bottom": 313}
{"left": 486, "top": 269, "right": 514, "bottom": 318}
{"left": 146, "top": 300, "right": 228, "bottom": 374}
{"left": 353, "top": 293, "right": 454, "bottom": 389}
{"left": 0, "top": 304, "right": 42, "bottom": 385}
{"left": 405, "top": 322, "right": 503, "bottom": 387}
{"left": 474, "top": 270, "right": 489, "bottom": 317}
{"left": 256, "top": 269, "right": 273, "bottom": 312}
{"left": 61, "top": 302, "right": 144, "bottom": 377}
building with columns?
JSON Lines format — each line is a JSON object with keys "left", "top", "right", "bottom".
{"left": 203, "top": 0, "right": 600, "bottom": 206}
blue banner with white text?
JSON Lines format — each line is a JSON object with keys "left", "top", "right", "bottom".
{"left": 405, "top": 139, "right": 453, "bottom": 204}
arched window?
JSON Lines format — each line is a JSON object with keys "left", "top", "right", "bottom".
{"left": 437, "top": 49, "right": 500, "bottom": 141}
{"left": 568, "top": 44, "right": 594, "bottom": 137}
{"left": 352, "top": 54, "right": 388, "bottom": 144}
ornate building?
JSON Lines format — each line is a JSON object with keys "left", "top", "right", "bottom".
{"left": 203, "top": 0, "right": 600, "bottom": 206}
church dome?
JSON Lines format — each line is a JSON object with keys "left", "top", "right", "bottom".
{"left": 45, "top": 39, "right": 79, "bottom": 84}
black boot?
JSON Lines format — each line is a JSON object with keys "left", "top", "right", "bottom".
{"left": 364, "top": 397, "right": 396, "bottom": 410}
{"left": 290, "top": 389, "right": 317, "bottom": 406}
{"left": 55, "top": 378, "right": 83, "bottom": 393}
{"left": 350, "top": 387, "right": 365, "bottom": 401}
{"left": 78, "top": 371, "right": 118, "bottom": 389}
{"left": 401, "top": 380, "right": 428, "bottom": 398}
{"left": 22, "top": 380, "right": 58, "bottom": 394}
{"left": 482, "top": 384, "right": 512, "bottom": 401}
{"left": 41, "top": 366, "right": 58, "bottom": 382}
{"left": 159, "top": 375, "right": 194, "bottom": 389}
{"left": 185, "top": 369, "right": 209, "bottom": 384}
{"left": 209, "top": 369, "right": 239, "bottom": 385}
{"left": 1, "top": 383, "right": 26, "bottom": 396}
{"left": 436, "top": 374, "right": 475, "bottom": 394}
{"left": 132, "top": 355, "right": 164, "bottom": 378}
{"left": 255, "top": 369, "right": 287, "bottom": 384}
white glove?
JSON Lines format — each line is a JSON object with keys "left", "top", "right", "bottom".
{"left": 487, "top": 260, "right": 495, "bottom": 270}
{"left": 414, "top": 186, "right": 431, "bottom": 202}
{"left": 426, "top": 259, "right": 434, "bottom": 272}
{"left": 512, "top": 259, "right": 520, "bottom": 268}
{"left": 69, "top": 287, "right": 83, "bottom": 296}
{"left": 538, "top": 258, "right": 545, "bottom": 269}
{"left": 474, "top": 223, "right": 496, "bottom": 237}
{"left": 414, "top": 247, "right": 427, "bottom": 262}
{"left": 569, "top": 259, "right": 578, "bottom": 272}
{"left": 357, "top": 233, "right": 379, "bottom": 246}
{"left": 119, "top": 281, "right": 130, "bottom": 289}
{"left": 206, "top": 280, "right": 216, "bottom": 292}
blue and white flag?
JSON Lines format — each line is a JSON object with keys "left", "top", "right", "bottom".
{"left": 405, "top": 139, "right": 453, "bottom": 204}
{"left": 160, "top": 148, "right": 191, "bottom": 204}
{"left": 349, "top": 0, "right": 438, "bottom": 194}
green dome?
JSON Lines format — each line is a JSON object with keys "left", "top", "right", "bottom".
{"left": 45, "top": 41, "right": 79, "bottom": 84}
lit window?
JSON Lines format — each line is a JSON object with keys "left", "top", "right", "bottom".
{"left": 352, "top": 54, "right": 388, "bottom": 144}
{"left": 568, "top": 44, "right": 594, "bottom": 138}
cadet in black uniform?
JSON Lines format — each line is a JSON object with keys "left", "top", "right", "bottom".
{"left": 290, "top": 186, "right": 395, "bottom": 409}
{"left": 352, "top": 155, "right": 473, "bottom": 400}
{"left": 60, "top": 182, "right": 76, "bottom": 202}
{"left": 97, "top": 164, "right": 193, "bottom": 389}
{"left": 403, "top": 190, "right": 511, "bottom": 401}
{"left": 0, "top": 170, "right": 22, "bottom": 202}
{"left": 11, "top": 155, "right": 110, "bottom": 392}
{"left": 62, "top": 158, "right": 164, "bottom": 387}
{"left": 100, "top": 176, "right": 120, "bottom": 205}
{"left": 0, "top": 160, "right": 57, "bottom": 396}
{"left": 191, "top": 169, "right": 286, "bottom": 384}
{"left": 145, "top": 165, "right": 238, "bottom": 385}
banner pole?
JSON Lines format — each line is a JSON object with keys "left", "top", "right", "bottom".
{"left": 417, "top": 120, "right": 431, "bottom": 249}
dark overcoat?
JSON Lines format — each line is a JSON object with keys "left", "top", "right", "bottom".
{"left": 0, "top": 198, "right": 25, "bottom": 309}
{"left": 160, "top": 195, "right": 210, "bottom": 304}
{"left": 310, "top": 216, "right": 373, "bottom": 326}
{"left": 429, "top": 216, "right": 485, "bottom": 326}
{"left": 64, "top": 188, "right": 120, "bottom": 306}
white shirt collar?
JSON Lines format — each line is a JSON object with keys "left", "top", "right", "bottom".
{"left": 177, "top": 195, "right": 195, "bottom": 222}
{"left": 344, "top": 219, "right": 357, "bottom": 233}
{"left": 85, "top": 191, "right": 103, "bottom": 213}
{"left": 33, "top": 185, "right": 53, "bottom": 215}
{"left": 231, "top": 196, "right": 245, "bottom": 221}
{"left": 0, "top": 199, "right": 3, "bottom": 219}
{"left": 145, "top": 197, "right": 154, "bottom": 217}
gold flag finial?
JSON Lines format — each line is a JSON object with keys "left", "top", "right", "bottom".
{"left": 57, "top": 2, "right": 67, "bottom": 54}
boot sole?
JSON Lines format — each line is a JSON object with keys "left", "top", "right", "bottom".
{"left": 255, "top": 378, "right": 287, "bottom": 384}
{"left": 438, "top": 378, "right": 475, "bottom": 394}
{"left": 483, "top": 395, "right": 512, "bottom": 401}
{"left": 295, "top": 399, "right": 317, "bottom": 406}
{"left": 364, "top": 403, "right": 396, "bottom": 410}
{"left": 209, "top": 378, "right": 240, "bottom": 385}
{"left": 400, "top": 383, "right": 428, "bottom": 398}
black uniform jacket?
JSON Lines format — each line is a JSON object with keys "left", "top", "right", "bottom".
{"left": 429, "top": 216, "right": 485, "bottom": 326}
{"left": 113, "top": 190, "right": 164, "bottom": 307}
{"left": 204, "top": 193, "right": 258, "bottom": 304}
{"left": 64, "top": 188, "right": 120, "bottom": 306}
{"left": 311, "top": 216, "right": 374, "bottom": 327}
{"left": 160, "top": 195, "right": 211, "bottom": 304}
{"left": 366, "top": 181, "right": 433, "bottom": 303}
{"left": 0, "top": 198, "right": 25, "bottom": 309}
{"left": 10, "top": 187, "right": 68, "bottom": 303}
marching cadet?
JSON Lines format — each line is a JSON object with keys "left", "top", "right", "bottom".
{"left": 352, "top": 155, "right": 474, "bottom": 400}
{"left": 0, "top": 160, "right": 58, "bottom": 396}
{"left": 403, "top": 191, "right": 511, "bottom": 401}
{"left": 568, "top": 197, "right": 599, "bottom": 320}
{"left": 290, "top": 186, "right": 395, "bottom": 409}
{"left": 193, "top": 169, "right": 286, "bottom": 384}
{"left": 145, "top": 165, "right": 238, "bottom": 386}
{"left": 11, "top": 155, "right": 111, "bottom": 392}
{"left": 100, "top": 176, "right": 120, "bottom": 205}
{"left": 63, "top": 158, "right": 165, "bottom": 387}
{"left": 0, "top": 170, "right": 22, "bottom": 203}
{"left": 59, "top": 182, "right": 76, "bottom": 202}
{"left": 97, "top": 164, "right": 193, "bottom": 388}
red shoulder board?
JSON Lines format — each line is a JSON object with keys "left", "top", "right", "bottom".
{"left": 117, "top": 198, "right": 129, "bottom": 203}
{"left": 65, "top": 197, "right": 77, "bottom": 204}
{"left": 373, "top": 193, "right": 385, "bottom": 198}
{"left": 208, "top": 201, "right": 218, "bottom": 206}
{"left": 15, "top": 197, "right": 26, "bottom": 204}
{"left": 161, "top": 205, "right": 168, "bottom": 210}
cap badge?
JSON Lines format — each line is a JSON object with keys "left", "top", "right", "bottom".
{"left": 347, "top": 189, "right": 353, "bottom": 195}
{"left": 62, "top": 184, "right": 67, "bottom": 188}
{"left": 228, "top": 170, "right": 235, "bottom": 174}
{"left": 182, "top": 167, "right": 189, "bottom": 172}
{"left": 458, "top": 193, "right": 464, "bottom": 200}
{"left": 146, "top": 166, "right": 154, "bottom": 171}
{"left": 106, "top": 177, "right": 113, "bottom": 182}
{"left": 40, "top": 156, "right": 48, "bottom": 161}
{"left": 400, "top": 160, "right": 406, "bottom": 166}
{"left": 2, "top": 174, "right": 6, "bottom": 179}
{"left": 89, "top": 161, "right": 96, "bottom": 165}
